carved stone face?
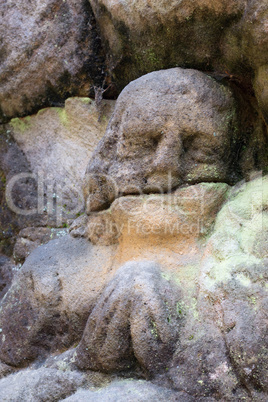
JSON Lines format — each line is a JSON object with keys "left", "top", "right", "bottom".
{"left": 84, "top": 68, "right": 238, "bottom": 212}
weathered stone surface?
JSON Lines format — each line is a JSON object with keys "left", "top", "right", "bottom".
{"left": 0, "top": 175, "right": 266, "bottom": 399}
{"left": 0, "top": 0, "right": 106, "bottom": 121}
{"left": 77, "top": 212, "right": 120, "bottom": 246}
{"left": 7, "top": 97, "right": 115, "bottom": 218}
{"left": 0, "top": 97, "right": 115, "bottom": 257}
{"left": 0, "top": 128, "right": 46, "bottom": 256}
{"left": 84, "top": 68, "right": 240, "bottom": 212}
{"left": 64, "top": 379, "right": 190, "bottom": 402}
{"left": 0, "top": 362, "right": 15, "bottom": 380}
{"left": 0, "top": 368, "right": 84, "bottom": 401}
{"left": 0, "top": 255, "right": 14, "bottom": 300}
{"left": 223, "top": 0, "right": 268, "bottom": 124}
{"left": 0, "top": 182, "right": 229, "bottom": 369}
{"left": 89, "top": 0, "right": 268, "bottom": 127}
{"left": 73, "top": 261, "right": 182, "bottom": 374}
{"left": 70, "top": 175, "right": 267, "bottom": 399}
{"left": 163, "top": 176, "right": 268, "bottom": 400}
{"left": 0, "top": 236, "right": 118, "bottom": 366}
{"left": 254, "top": 65, "right": 268, "bottom": 125}
{"left": 89, "top": 0, "right": 246, "bottom": 88}
{"left": 199, "top": 175, "right": 268, "bottom": 394}
{"left": 13, "top": 227, "right": 68, "bottom": 263}
{"left": 222, "top": 0, "right": 268, "bottom": 73}
{"left": 0, "top": 2, "right": 266, "bottom": 399}
{"left": 162, "top": 175, "right": 267, "bottom": 399}
{"left": 167, "top": 286, "right": 257, "bottom": 400}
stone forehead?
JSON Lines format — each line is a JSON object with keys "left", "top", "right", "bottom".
{"left": 115, "top": 68, "right": 234, "bottom": 115}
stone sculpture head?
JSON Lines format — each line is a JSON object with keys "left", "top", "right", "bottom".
{"left": 84, "top": 68, "right": 238, "bottom": 213}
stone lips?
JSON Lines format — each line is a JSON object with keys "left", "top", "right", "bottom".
{"left": 71, "top": 182, "right": 229, "bottom": 247}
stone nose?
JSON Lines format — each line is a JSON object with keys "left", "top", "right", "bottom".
{"left": 152, "top": 133, "right": 182, "bottom": 174}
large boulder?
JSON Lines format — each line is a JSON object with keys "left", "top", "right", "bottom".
{"left": 0, "top": 368, "right": 85, "bottom": 401}
{"left": 89, "top": 0, "right": 268, "bottom": 128}
{"left": 83, "top": 68, "right": 242, "bottom": 212}
{"left": 64, "top": 379, "right": 190, "bottom": 402}
{"left": 167, "top": 175, "right": 268, "bottom": 399}
{"left": 88, "top": 0, "right": 246, "bottom": 88}
{"left": 0, "top": 0, "right": 106, "bottom": 122}
{"left": 0, "top": 235, "right": 118, "bottom": 366}
{"left": 199, "top": 175, "right": 268, "bottom": 394}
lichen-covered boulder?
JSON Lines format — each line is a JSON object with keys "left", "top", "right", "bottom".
{"left": 83, "top": 68, "right": 240, "bottom": 212}
{"left": 163, "top": 175, "right": 268, "bottom": 400}
{"left": 0, "top": 0, "right": 105, "bottom": 121}
{"left": 199, "top": 175, "right": 268, "bottom": 394}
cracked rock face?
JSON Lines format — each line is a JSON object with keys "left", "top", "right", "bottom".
{"left": 83, "top": 68, "right": 239, "bottom": 213}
